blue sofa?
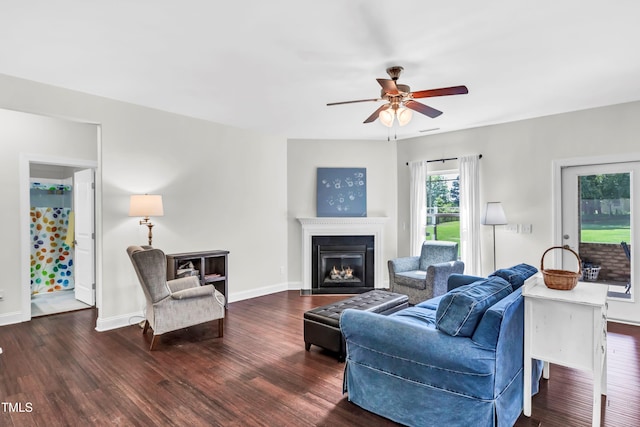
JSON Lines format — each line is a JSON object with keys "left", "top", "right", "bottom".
{"left": 340, "top": 264, "right": 543, "bottom": 427}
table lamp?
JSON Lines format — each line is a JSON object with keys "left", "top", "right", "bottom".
{"left": 129, "top": 194, "right": 164, "bottom": 245}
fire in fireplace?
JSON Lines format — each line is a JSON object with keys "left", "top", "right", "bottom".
{"left": 312, "top": 235, "right": 374, "bottom": 294}
{"left": 320, "top": 245, "right": 365, "bottom": 286}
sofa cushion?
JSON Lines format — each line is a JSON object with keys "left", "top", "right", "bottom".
{"left": 447, "top": 273, "right": 486, "bottom": 292}
{"left": 511, "top": 263, "right": 538, "bottom": 277}
{"left": 395, "top": 270, "right": 427, "bottom": 290}
{"left": 389, "top": 306, "right": 438, "bottom": 329}
{"left": 435, "top": 276, "right": 513, "bottom": 337}
{"left": 489, "top": 263, "right": 537, "bottom": 290}
{"left": 415, "top": 294, "right": 446, "bottom": 311}
{"left": 472, "top": 287, "right": 523, "bottom": 348}
{"left": 490, "top": 269, "right": 526, "bottom": 290}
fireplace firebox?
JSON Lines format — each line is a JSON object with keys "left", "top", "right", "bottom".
{"left": 311, "top": 235, "right": 374, "bottom": 294}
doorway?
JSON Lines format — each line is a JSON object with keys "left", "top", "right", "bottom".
{"left": 21, "top": 155, "right": 98, "bottom": 320}
{"left": 560, "top": 161, "right": 638, "bottom": 301}
{"left": 29, "top": 163, "right": 96, "bottom": 316}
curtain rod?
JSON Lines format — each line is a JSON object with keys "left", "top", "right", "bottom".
{"left": 406, "top": 154, "right": 482, "bottom": 166}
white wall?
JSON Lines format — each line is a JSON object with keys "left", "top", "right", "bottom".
{"left": 397, "top": 101, "right": 640, "bottom": 324}
{"left": 287, "top": 138, "right": 397, "bottom": 287}
{"left": 0, "top": 73, "right": 288, "bottom": 329}
{"left": 0, "top": 108, "right": 97, "bottom": 322}
{"left": 4, "top": 70, "right": 638, "bottom": 326}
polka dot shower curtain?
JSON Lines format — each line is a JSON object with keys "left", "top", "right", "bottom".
{"left": 30, "top": 207, "right": 74, "bottom": 294}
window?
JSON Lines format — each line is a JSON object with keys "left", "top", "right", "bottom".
{"left": 426, "top": 173, "right": 460, "bottom": 245}
{"left": 579, "top": 173, "right": 631, "bottom": 244}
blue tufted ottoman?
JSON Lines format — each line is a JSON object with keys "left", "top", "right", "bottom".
{"left": 303, "top": 290, "right": 409, "bottom": 361}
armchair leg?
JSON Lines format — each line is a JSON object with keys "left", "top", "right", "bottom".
{"left": 218, "top": 318, "right": 224, "bottom": 337}
{"left": 149, "top": 334, "right": 158, "bottom": 351}
{"left": 142, "top": 320, "right": 150, "bottom": 335}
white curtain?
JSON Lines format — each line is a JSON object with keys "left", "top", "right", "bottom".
{"left": 409, "top": 160, "right": 427, "bottom": 256}
{"left": 459, "top": 155, "right": 482, "bottom": 275}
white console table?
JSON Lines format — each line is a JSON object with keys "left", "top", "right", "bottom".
{"left": 523, "top": 274, "right": 608, "bottom": 426}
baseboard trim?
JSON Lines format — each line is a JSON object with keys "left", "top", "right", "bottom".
{"left": 288, "top": 281, "right": 303, "bottom": 291}
{"left": 96, "top": 310, "right": 144, "bottom": 332}
{"left": 228, "top": 282, "right": 291, "bottom": 304}
{"left": 0, "top": 310, "right": 27, "bottom": 327}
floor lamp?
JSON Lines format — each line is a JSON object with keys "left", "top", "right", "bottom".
{"left": 482, "top": 202, "right": 507, "bottom": 271}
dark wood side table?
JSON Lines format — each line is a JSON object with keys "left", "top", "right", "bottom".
{"left": 166, "top": 250, "right": 229, "bottom": 309}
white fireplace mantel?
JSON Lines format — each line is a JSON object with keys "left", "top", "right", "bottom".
{"left": 298, "top": 217, "right": 388, "bottom": 292}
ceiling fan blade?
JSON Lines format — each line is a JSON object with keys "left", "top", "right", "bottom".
{"left": 377, "top": 78, "right": 399, "bottom": 95}
{"left": 364, "top": 104, "right": 390, "bottom": 123}
{"left": 405, "top": 100, "right": 443, "bottom": 118}
{"left": 411, "top": 85, "right": 468, "bottom": 99}
{"left": 327, "top": 98, "right": 380, "bottom": 106}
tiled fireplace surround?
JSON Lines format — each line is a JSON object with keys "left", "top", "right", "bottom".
{"left": 298, "top": 217, "right": 388, "bottom": 295}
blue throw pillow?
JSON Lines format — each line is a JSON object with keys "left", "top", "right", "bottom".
{"left": 511, "top": 263, "right": 538, "bottom": 279}
{"left": 490, "top": 263, "right": 538, "bottom": 290}
{"left": 490, "top": 269, "right": 525, "bottom": 289}
{"left": 436, "top": 276, "right": 513, "bottom": 337}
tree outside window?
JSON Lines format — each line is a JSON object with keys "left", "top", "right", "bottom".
{"left": 579, "top": 173, "right": 630, "bottom": 244}
{"left": 426, "top": 174, "right": 460, "bottom": 245}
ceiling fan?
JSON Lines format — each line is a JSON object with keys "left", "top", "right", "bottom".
{"left": 327, "top": 66, "right": 468, "bottom": 127}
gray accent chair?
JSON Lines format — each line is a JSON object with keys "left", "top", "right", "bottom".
{"left": 388, "top": 241, "right": 464, "bottom": 304}
{"left": 127, "top": 245, "right": 225, "bottom": 350}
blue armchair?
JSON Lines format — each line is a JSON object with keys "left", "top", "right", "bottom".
{"left": 388, "top": 240, "right": 464, "bottom": 304}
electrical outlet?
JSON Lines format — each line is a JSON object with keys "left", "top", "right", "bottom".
{"left": 521, "top": 224, "right": 533, "bottom": 234}
{"left": 505, "top": 224, "right": 519, "bottom": 233}
{"left": 0, "top": 289, "right": 4, "bottom": 300}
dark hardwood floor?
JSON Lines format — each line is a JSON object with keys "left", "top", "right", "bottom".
{"left": 0, "top": 291, "right": 638, "bottom": 426}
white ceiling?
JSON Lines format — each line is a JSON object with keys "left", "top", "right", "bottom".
{"left": 2, "top": 1, "right": 640, "bottom": 141}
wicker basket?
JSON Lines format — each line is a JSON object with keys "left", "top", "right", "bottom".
{"left": 540, "top": 246, "right": 581, "bottom": 290}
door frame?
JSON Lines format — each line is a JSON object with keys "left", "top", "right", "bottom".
{"left": 553, "top": 152, "right": 640, "bottom": 297}
{"left": 19, "top": 152, "right": 101, "bottom": 322}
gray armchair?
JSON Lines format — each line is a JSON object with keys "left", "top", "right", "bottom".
{"left": 388, "top": 241, "right": 464, "bottom": 304}
{"left": 127, "top": 245, "right": 225, "bottom": 350}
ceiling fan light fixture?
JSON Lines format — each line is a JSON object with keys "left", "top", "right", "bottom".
{"left": 326, "top": 65, "right": 468, "bottom": 128}
{"left": 397, "top": 107, "right": 413, "bottom": 126}
{"left": 379, "top": 107, "right": 395, "bottom": 127}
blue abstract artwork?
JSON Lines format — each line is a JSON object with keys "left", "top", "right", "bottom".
{"left": 317, "top": 168, "right": 367, "bottom": 217}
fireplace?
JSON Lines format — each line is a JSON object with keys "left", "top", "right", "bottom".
{"left": 312, "top": 235, "right": 374, "bottom": 294}
{"left": 298, "top": 217, "right": 388, "bottom": 294}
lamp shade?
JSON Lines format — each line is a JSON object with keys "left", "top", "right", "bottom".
{"left": 482, "top": 202, "right": 507, "bottom": 225}
{"left": 379, "top": 107, "right": 395, "bottom": 127}
{"left": 397, "top": 107, "right": 413, "bottom": 126}
{"left": 129, "top": 194, "right": 164, "bottom": 217}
